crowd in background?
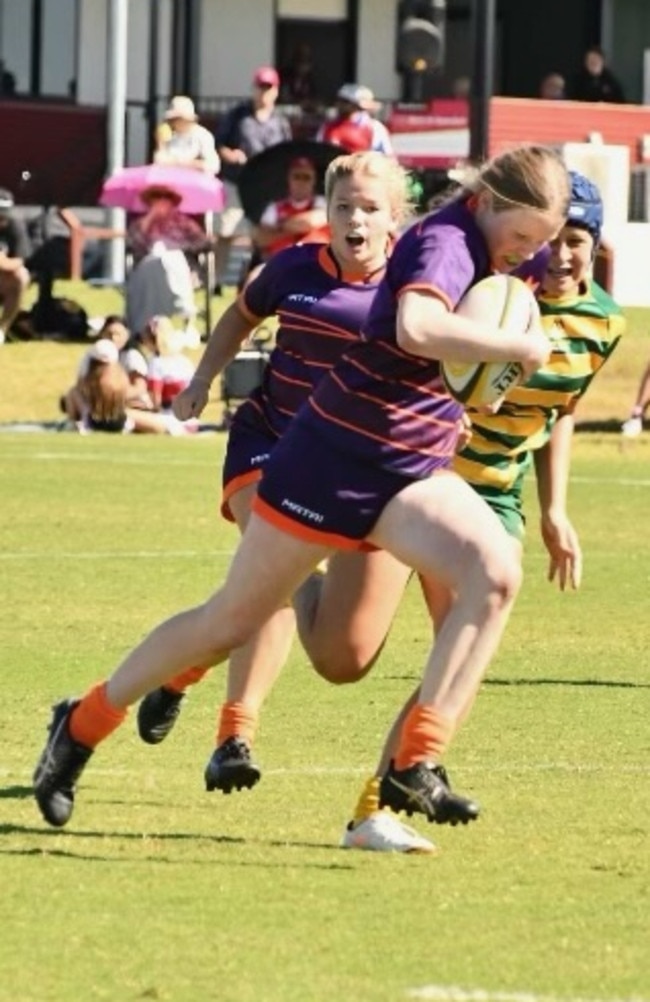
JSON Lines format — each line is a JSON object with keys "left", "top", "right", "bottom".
{"left": 0, "top": 44, "right": 646, "bottom": 438}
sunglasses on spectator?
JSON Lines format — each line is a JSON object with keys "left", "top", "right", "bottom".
{"left": 290, "top": 172, "right": 315, "bottom": 181}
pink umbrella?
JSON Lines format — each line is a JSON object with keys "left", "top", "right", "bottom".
{"left": 99, "top": 164, "right": 224, "bottom": 215}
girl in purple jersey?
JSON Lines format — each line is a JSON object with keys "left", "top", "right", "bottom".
{"left": 135, "top": 155, "right": 420, "bottom": 835}
{"left": 34, "top": 145, "right": 571, "bottom": 835}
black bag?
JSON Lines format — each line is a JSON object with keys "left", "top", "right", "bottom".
{"left": 30, "top": 293, "right": 89, "bottom": 341}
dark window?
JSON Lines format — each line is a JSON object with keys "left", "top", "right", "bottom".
{"left": 0, "top": 0, "right": 78, "bottom": 99}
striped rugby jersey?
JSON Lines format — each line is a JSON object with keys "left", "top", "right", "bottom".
{"left": 295, "top": 198, "right": 502, "bottom": 479}
{"left": 453, "top": 279, "right": 625, "bottom": 493}
{"left": 237, "top": 242, "right": 386, "bottom": 439}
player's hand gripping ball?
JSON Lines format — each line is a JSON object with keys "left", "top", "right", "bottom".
{"left": 442, "top": 274, "right": 539, "bottom": 409}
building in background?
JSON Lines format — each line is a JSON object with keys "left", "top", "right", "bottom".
{"left": 0, "top": 0, "right": 647, "bottom": 207}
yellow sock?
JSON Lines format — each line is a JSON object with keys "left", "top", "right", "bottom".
{"left": 352, "top": 776, "right": 381, "bottom": 824}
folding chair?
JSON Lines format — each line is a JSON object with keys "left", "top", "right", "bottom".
{"left": 220, "top": 325, "right": 273, "bottom": 427}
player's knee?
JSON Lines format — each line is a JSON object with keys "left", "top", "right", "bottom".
{"left": 457, "top": 537, "right": 521, "bottom": 612}
{"left": 199, "top": 598, "right": 259, "bottom": 658}
{"left": 484, "top": 545, "right": 522, "bottom": 608}
{"left": 310, "top": 640, "right": 384, "bottom": 685}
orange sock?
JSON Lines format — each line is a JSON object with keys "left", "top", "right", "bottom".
{"left": 165, "top": 665, "right": 210, "bottom": 695}
{"left": 217, "top": 701, "right": 258, "bottom": 746}
{"left": 69, "top": 682, "right": 128, "bottom": 749}
{"left": 393, "top": 704, "right": 453, "bottom": 770}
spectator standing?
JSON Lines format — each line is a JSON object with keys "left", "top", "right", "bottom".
{"left": 154, "top": 96, "right": 220, "bottom": 174}
{"left": 571, "top": 47, "right": 625, "bottom": 103}
{"left": 0, "top": 188, "right": 31, "bottom": 344}
{"left": 316, "top": 84, "right": 394, "bottom": 155}
{"left": 214, "top": 67, "right": 292, "bottom": 292}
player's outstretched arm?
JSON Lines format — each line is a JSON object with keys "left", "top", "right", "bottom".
{"left": 534, "top": 411, "right": 582, "bottom": 590}
{"left": 172, "top": 302, "right": 256, "bottom": 421}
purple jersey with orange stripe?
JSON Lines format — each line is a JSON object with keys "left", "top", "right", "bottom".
{"left": 236, "top": 242, "right": 385, "bottom": 440}
{"left": 295, "top": 198, "right": 548, "bottom": 479}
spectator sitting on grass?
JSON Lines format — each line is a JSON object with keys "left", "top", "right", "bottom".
{"left": 62, "top": 335, "right": 198, "bottom": 436}
{"left": 62, "top": 317, "right": 153, "bottom": 419}
{"left": 139, "top": 316, "right": 200, "bottom": 435}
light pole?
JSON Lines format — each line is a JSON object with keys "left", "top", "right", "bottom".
{"left": 106, "top": 0, "right": 128, "bottom": 283}
{"left": 469, "top": 0, "right": 496, "bottom": 162}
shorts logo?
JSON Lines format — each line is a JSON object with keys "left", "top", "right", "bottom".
{"left": 250, "top": 452, "right": 270, "bottom": 466}
{"left": 287, "top": 293, "right": 318, "bottom": 304}
{"left": 281, "top": 498, "right": 324, "bottom": 524}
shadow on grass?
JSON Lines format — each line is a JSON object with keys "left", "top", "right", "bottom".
{"left": 0, "top": 785, "right": 33, "bottom": 799}
{"left": 485, "top": 677, "right": 650, "bottom": 689}
{"left": 574, "top": 419, "right": 623, "bottom": 433}
{"left": 0, "top": 822, "right": 354, "bottom": 866}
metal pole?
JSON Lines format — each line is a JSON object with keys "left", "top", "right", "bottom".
{"left": 146, "top": 0, "right": 160, "bottom": 163}
{"left": 469, "top": 0, "right": 495, "bottom": 163}
{"left": 106, "top": 0, "right": 128, "bottom": 283}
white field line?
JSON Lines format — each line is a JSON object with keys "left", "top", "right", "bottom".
{"left": 2, "top": 450, "right": 650, "bottom": 486}
{"left": 2, "top": 449, "right": 215, "bottom": 467}
{"left": 0, "top": 548, "right": 637, "bottom": 561}
{"left": 570, "top": 475, "right": 650, "bottom": 488}
{"left": 406, "top": 986, "right": 650, "bottom": 1002}
{"left": 0, "top": 549, "right": 234, "bottom": 561}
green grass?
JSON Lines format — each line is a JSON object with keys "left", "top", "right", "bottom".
{"left": 0, "top": 295, "right": 649, "bottom": 1002}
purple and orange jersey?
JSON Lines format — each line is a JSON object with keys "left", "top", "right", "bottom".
{"left": 253, "top": 197, "right": 552, "bottom": 545}
{"left": 235, "top": 243, "right": 388, "bottom": 441}
{"left": 295, "top": 198, "right": 498, "bottom": 480}
{"left": 296, "top": 198, "right": 550, "bottom": 481}
{"left": 222, "top": 242, "right": 387, "bottom": 516}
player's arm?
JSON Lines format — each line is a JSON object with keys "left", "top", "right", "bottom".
{"left": 396, "top": 288, "right": 550, "bottom": 373}
{"left": 172, "top": 302, "right": 258, "bottom": 420}
{"left": 533, "top": 408, "right": 582, "bottom": 590}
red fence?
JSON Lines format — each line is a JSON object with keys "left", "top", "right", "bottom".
{"left": 490, "top": 97, "right": 650, "bottom": 166}
{"left": 388, "top": 96, "right": 650, "bottom": 169}
{"left": 0, "top": 100, "right": 107, "bottom": 206}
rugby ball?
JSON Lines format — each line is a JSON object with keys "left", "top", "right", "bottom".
{"left": 442, "top": 275, "right": 538, "bottom": 408}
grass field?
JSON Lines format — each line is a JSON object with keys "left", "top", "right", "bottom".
{"left": 0, "top": 287, "right": 649, "bottom": 1002}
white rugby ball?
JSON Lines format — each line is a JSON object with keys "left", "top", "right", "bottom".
{"left": 442, "top": 274, "right": 538, "bottom": 408}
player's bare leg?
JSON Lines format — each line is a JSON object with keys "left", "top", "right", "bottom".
{"left": 367, "top": 473, "right": 521, "bottom": 824}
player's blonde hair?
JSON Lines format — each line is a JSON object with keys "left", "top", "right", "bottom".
{"left": 324, "top": 151, "right": 414, "bottom": 223}
{"left": 463, "top": 145, "right": 571, "bottom": 217}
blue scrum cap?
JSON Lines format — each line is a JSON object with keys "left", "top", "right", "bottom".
{"left": 566, "top": 170, "right": 603, "bottom": 244}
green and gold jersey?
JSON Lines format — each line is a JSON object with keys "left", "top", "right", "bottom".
{"left": 454, "top": 280, "right": 625, "bottom": 496}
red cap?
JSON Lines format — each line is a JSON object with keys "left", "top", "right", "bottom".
{"left": 253, "top": 66, "right": 280, "bottom": 88}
